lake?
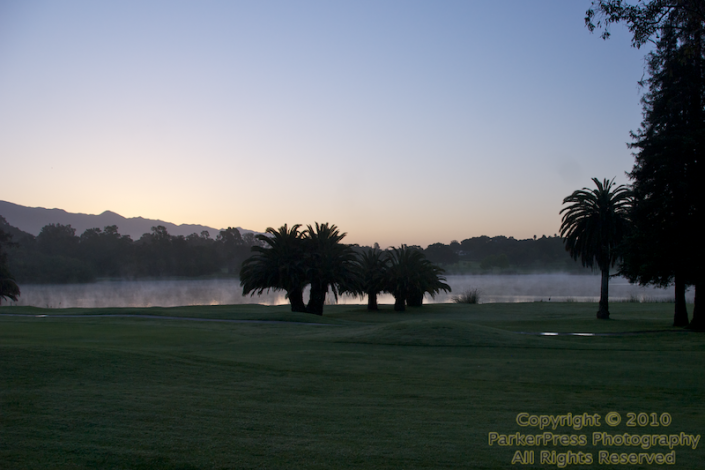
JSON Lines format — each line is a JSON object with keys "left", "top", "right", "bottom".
{"left": 3, "top": 274, "right": 690, "bottom": 309}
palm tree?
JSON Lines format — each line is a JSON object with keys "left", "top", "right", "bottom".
{"left": 303, "top": 223, "right": 358, "bottom": 315}
{"left": 240, "top": 224, "right": 307, "bottom": 312}
{"left": 358, "top": 248, "right": 388, "bottom": 311}
{"left": 0, "top": 265, "right": 20, "bottom": 305}
{"left": 384, "top": 245, "right": 451, "bottom": 311}
{"left": 0, "top": 228, "right": 20, "bottom": 305}
{"left": 406, "top": 260, "right": 451, "bottom": 307}
{"left": 560, "top": 178, "right": 632, "bottom": 319}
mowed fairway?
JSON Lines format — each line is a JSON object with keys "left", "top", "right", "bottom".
{"left": 1, "top": 303, "right": 704, "bottom": 469}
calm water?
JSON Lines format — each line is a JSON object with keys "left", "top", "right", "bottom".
{"left": 4, "top": 274, "right": 689, "bottom": 309}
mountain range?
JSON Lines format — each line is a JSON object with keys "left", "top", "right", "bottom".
{"left": 0, "top": 200, "right": 256, "bottom": 240}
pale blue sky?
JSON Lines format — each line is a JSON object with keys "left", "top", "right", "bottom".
{"left": 0, "top": 1, "right": 648, "bottom": 247}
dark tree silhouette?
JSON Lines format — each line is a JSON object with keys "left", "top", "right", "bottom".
{"left": 619, "top": 15, "right": 705, "bottom": 327}
{"left": 586, "top": 0, "right": 705, "bottom": 48}
{"left": 79, "top": 225, "right": 134, "bottom": 277}
{"left": 136, "top": 226, "right": 174, "bottom": 276}
{"left": 358, "top": 248, "right": 388, "bottom": 311}
{"left": 216, "top": 227, "right": 249, "bottom": 274}
{"left": 423, "top": 243, "right": 459, "bottom": 265}
{"left": 0, "top": 228, "right": 20, "bottom": 304}
{"left": 406, "top": 260, "right": 451, "bottom": 307}
{"left": 239, "top": 223, "right": 358, "bottom": 315}
{"left": 303, "top": 223, "right": 358, "bottom": 315}
{"left": 37, "top": 223, "right": 80, "bottom": 258}
{"left": 384, "top": 245, "right": 450, "bottom": 311}
{"left": 240, "top": 224, "right": 308, "bottom": 312}
{"left": 560, "top": 178, "right": 632, "bottom": 319}
{"left": 588, "top": 2, "right": 705, "bottom": 328}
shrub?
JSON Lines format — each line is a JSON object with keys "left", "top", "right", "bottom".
{"left": 452, "top": 289, "right": 479, "bottom": 304}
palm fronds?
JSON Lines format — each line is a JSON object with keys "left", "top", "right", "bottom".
{"left": 560, "top": 178, "right": 632, "bottom": 319}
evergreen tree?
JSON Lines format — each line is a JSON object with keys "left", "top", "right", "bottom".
{"left": 621, "top": 15, "right": 705, "bottom": 326}
{"left": 586, "top": 1, "right": 705, "bottom": 48}
{"left": 588, "top": 1, "right": 705, "bottom": 328}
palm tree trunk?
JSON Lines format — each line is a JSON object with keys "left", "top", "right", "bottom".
{"left": 673, "top": 275, "right": 689, "bottom": 327}
{"left": 689, "top": 280, "right": 704, "bottom": 330}
{"left": 407, "top": 289, "right": 424, "bottom": 307}
{"left": 597, "top": 267, "right": 610, "bottom": 319}
{"left": 288, "top": 288, "right": 307, "bottom": 313}
{"left": 393, "top": 294, "right": 405, "bottom": 312}
{"left": 307, "top": 283, "right": 326, "bottom": 316}
{"left": 367, "top": 290, "right": 378, "bottom": 311}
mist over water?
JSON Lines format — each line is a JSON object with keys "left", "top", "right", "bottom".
{"left": 6, "top": 279, "right": 285, "bottom": 309}
{"left": 4, "top": 275, "right": 690, "bottom": 309}
{"left": 422, "top": 274, "right": 691, "bottom": 304}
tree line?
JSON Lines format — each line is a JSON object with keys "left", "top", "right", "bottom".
{"left": 0, "top": 216, "right": 263, "bottom": 285}
{"left": 0, "top": 219, "right": 453, "bottom": 313}
{"left": 0, "top": 212, "right": 589, "bottom": 289}
{"left": 563, "top": 2, "right": 705, "bottom": 328}
{"left": 423, "top": 235, "right": 590, "bottom": 273}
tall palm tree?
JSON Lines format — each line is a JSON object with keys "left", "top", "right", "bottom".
{"left": 358, "top": 248, "right": 388, "bottom": 311}
{"left": 303, "top": 223, "right": 358, "bottom": 315}
{"left": 560, "top": 178, "right": 632, "bottom": 319}
{"left": 240, "top": 224, "right": 307, "bottom": 312}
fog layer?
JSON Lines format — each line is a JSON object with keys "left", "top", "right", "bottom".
{"left": 4, "top": 275, "right": 689, "bottom": 309}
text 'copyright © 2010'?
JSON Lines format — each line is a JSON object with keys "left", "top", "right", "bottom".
{"left": 487, "top": 412, "right": 700, "bottom": 467}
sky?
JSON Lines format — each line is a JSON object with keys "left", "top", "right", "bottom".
{"left": 0, "top": 1, "right": 650, "bottom": 248}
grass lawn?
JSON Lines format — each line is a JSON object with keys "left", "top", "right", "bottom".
{"left": 1, "top": 302, "right": 703, "bottom": 469}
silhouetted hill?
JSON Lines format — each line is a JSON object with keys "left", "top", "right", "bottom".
{"left": 0, "top": 200, "right": 256, "bottom": 240}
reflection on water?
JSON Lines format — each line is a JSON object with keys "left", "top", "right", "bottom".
{"left": 4, "top": 274, "right": 690, "bottom": 309}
